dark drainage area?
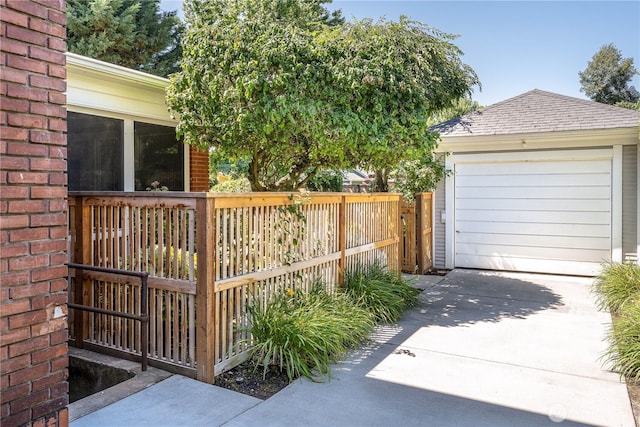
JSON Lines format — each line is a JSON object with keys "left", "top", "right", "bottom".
{"left": 69, "top": 356, "right": 135, "bottom": 403}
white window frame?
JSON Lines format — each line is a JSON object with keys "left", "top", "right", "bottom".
{"left": 68, "top": 107, "right": 188, "bottom": 191}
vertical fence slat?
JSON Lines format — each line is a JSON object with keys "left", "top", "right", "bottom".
{"left": 338, "top": 195, "right": 346, "bottom": 285}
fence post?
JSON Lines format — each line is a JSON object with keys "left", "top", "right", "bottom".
{"left": 71, "top": 196, "right": 91, "bottom": 348}
{"left": 416, "top": 193, "right": 433, "bottom": 274}
{"left": 196, "top": 194, "right": 217, "bottom": 383}
{"left": 397, "top": 196, "right": 403, "bottom": 273}
{"left": 338, "top": 195, "right": 346, "bottom": 285}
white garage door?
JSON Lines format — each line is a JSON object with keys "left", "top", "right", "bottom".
{"left": 454, "top": 151, "right": 612, "bottom": 276}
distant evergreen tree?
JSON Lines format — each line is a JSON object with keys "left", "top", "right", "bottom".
{"left": 67, "top": 0, "right": 183, "bottom": 77}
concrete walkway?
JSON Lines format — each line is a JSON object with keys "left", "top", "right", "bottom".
{"left": 71, "top": 269, "right": 635, "bottom": 427}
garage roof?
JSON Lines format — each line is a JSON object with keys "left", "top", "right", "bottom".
{"left": 431, "top": 89, "right": 640, "bottom": 137}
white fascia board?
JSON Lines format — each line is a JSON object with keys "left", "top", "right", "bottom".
{"left": 66, "top": 52, "right": 169, "bottom": 90}
{"left": 434, "top": 128, "right": 639, "bottom": 153}
{"left": 67, "top": 53, "right": 177, "bottom": 124}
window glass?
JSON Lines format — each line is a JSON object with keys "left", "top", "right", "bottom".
{"left": 134, "top": 122, "right": 184, "bottom": 191}
{"left": 68, "top": 112, "right": 124, "bottom": 191}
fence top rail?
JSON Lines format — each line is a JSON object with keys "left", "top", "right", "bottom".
{"left": 69, "top": 192, "right": 403, "bottom": 208}
{"left": 72, "top": 195, "right": 197, "bottom": 209}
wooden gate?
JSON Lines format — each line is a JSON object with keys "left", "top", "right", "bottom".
{"left": 400, "top": 193, "right": 433, "bottom": 274}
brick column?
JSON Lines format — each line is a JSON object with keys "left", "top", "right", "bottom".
{"left": 1, "top": 1, "right": 69, "bottom": 426}
{"left": 189, "top": 146, "right": 210, "bottom": 192}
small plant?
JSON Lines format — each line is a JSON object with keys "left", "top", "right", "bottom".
{"left": 343, "top": 262, "right": 420, "bottom": 323}
{"left": 606, "top": 299, "right": 640, "bottom": 381}
{"left": 593, "top": 261, "right": 640, "bottom": 314}
{"left": 247, "top": 284, "right": 375, "bottom": 382}
{"left": 146, "top": 181, "right": 169, "bottom": 191}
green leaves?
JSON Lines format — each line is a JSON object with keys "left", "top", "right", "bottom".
{"left": 593, "top": 261, "right": 640, "bottom": 314}
{"left": 579, "top": 44, "right": 640, "bottom": 104}
{"left": 167, "top": 1, "right": 479, "bottom": 191}
{"left": 67, "top": 0, "right": 183, "bottom": 77}
{"left": 343, "top": 263, "right": 420, "bottom": 324}
{"left": 593, "top": 261, "right": 640, "bottom": 381}
{"left": 247, "top": 285, "right": 375, "bottom": 381}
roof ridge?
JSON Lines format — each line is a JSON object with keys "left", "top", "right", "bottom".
{"left": 429, "top": 89, "right": 639, "bottom": 137}
{"left": 478, "top": 89, "right": 640, "bottom": 116}
{"left": 478, "top": 89, "right": 540, "bottom": 113}
{"left": 529, "top": 89, "right": 640, "bottom": 115}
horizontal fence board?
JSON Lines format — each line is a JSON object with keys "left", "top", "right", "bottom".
{"left": 82, "top": 195, "right": 197, "bottom": 209}
{"left": 214, "top": 251, "right": 343, "bottom": 292}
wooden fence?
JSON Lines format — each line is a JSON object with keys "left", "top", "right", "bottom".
{"left": 68, "top": 192, "right": 401, "bottom": 383}
{"left": 400, "top": 193, "right": 433, "bottom": 274}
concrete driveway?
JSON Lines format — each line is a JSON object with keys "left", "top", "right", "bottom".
{"left": 71, "top": 269, "right": 635, "bottom": 427}
{"left": 227, "top": 269, "right": 633, "bottom": 426}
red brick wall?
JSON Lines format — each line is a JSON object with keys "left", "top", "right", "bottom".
{"left": 1, "top": 0, "right": 69, "bottom": 426}
{"left": 189, "top": 146, "right": 209, "bottom": 192}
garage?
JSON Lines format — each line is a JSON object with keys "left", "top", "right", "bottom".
{"left": 431, "top": 90, "right": 639, "bottom": 276}
{"left": 453, "top": 150, "right": 612, "bottom": 276}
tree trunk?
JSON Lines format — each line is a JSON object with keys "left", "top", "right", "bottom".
{"left": 248, "top": 157, "right": 264, "bottom": 191}
{"left": 373, "top": 168, "right": 389, "bottom": 192}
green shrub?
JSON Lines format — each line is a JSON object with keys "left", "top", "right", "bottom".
{"left": 593, "top": 261, "right": 640, "bottom": 314}
{"left": 606, "top": 299, "right": 640, "bottom": 381}
{"left": 247, "top": 285, "right": 375, "bottom": 382}
{"left": 306, "top": 170, "right": 344, "bottom": 192}
{"left": 343, "top": 263, "right": 420, "bottom": 323}
{"left": 210, "top": 177, "right": 251, "bottom": 193}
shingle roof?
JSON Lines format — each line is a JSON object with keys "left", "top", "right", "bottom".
{"left": 431, "top": 89, "right": 640, "bottom": 137}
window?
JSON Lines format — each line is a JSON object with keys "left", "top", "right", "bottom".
{"left": 68, "top": 112, "right": 124, "bottom": 191}
{"left": 134, "top": 122, "right": 184, "bottom": 191}
{"left": 67, "top": 112, "right": 186, "bottom": 192}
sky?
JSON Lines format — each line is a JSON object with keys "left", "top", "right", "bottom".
{"left": 159, "top": 0, "right": 640, "bottom": 107}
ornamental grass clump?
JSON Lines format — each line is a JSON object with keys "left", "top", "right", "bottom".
{"left": 593, "top": 261, "right": 640, "bottom": 314}
{"left": 606, "top": 299, "right": 640, "bottom": 381}
{"left": 247, "top": 285, "right": 375, "bottom": 382}
{"left": 343, "top": 263, "right": 420, "bottom": 323}
{"left": 593, "top": 261, "right": 640, "bottom": 382}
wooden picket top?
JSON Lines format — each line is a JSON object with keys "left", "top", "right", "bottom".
{"left": 68, "top": 191, "right": 401, "bottom": 383}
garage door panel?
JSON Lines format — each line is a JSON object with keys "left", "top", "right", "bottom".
{"left": 455, "top": 255, "right": 602, "bottom": 276}
{"left": 455, "top": 221, "right": 611, "bottom": 238}
{"left": 456, "top": 198, "right": 611, "bottom": 212}
{"left": 453, "top": 153, "right": 612, "bottom": 275}
{"left": 455, "top": 209, "right": 611, "bottom": 225}
{"left": 456, "top": 232, "right": 611, "bottom": 251}
{"left": 456, "top": 243, "right": 609, "bottom": 263}
{"left": 456, "top": 173, "right": 610, "bottom": 188}
{"left": 456, "top": 186, "right": 610, "bottom": 200}
{"left": 459, "top": 160, "right": 611, "bottom": 176}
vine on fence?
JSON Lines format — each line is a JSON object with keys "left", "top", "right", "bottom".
{"left": 276, "top": 192, "right": 311, "bottom": 267}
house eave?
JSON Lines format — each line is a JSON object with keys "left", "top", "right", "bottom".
{"left": 435, "top": 127, "right": 639, "bottom": 153}
{"left": 66, "top": 52, "right": 169, "bottom": 90}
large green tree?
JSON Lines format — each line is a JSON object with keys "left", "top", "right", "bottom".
{"left": 67, "top": 0, "right": 183, "bottom": 77}
{"left": 579, "top": 44, "right": 639, "bottom": 105}
{"left": 167, "top": 0, "right": 479, "bottom": 191}
{"left": 391, "top": 96, "right": 482, "bottom": 199}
